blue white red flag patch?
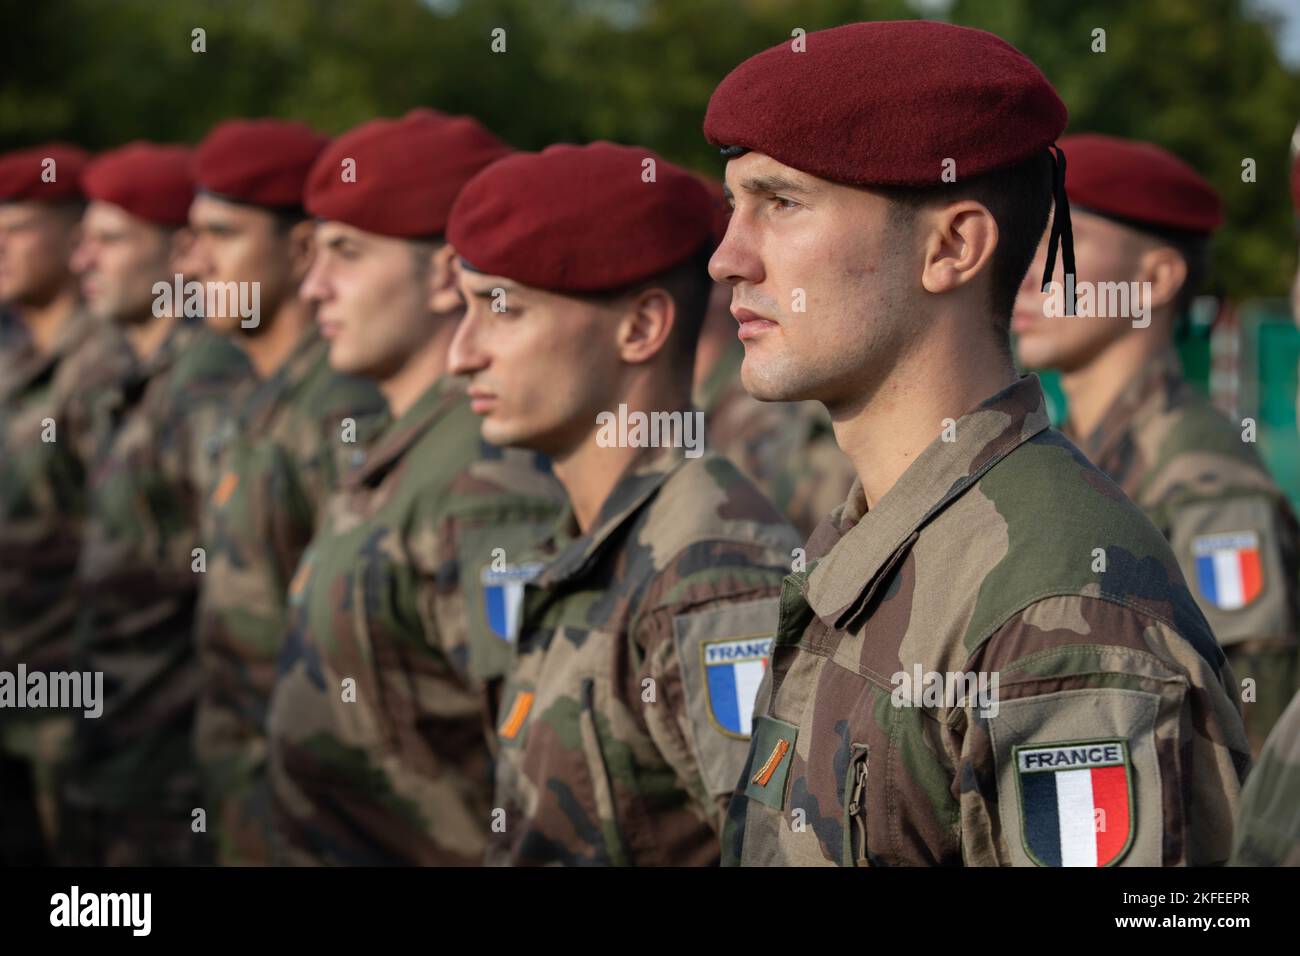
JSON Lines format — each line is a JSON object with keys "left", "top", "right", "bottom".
{"left": 1014, "top": 738, "right": 1134, "bottom": 867}
{"left": 703, "top": 635, "right": 773, "bottom": 737}
{"left": 480, "top": 562, "right": 545, "bottom": 643}
{"left": 1192, "top": 530, "right": 1263, "bottom": 610}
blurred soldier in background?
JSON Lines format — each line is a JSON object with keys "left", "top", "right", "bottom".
{"left": 449, "top": 142, "right": 800, "bottom": 866}
{"left": 58, "top": 143, "right": 251, "bottom": 865}
{"left": 266, "top": 111, "right": 564, "bottom": 865}
{"left": 692, "top": 176, "right": 854, "bottom": 539}
{"left": 1015, "top": 134, "right": 1300, "bottom": 754}
{"left": 0, "top": 143, "right": 133, "bottom": 864}
{"left": 1231, "top": 687, "right": 1300, "bottom": 865}
{"left": 187, "top": 119, "right": 388, "bottom": 865}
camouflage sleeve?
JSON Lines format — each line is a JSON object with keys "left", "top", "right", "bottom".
{"left": 631, "top": 555, "right": 786, "bottom": 833}
{"left": 958, "top": 595, "right": 1249, "bottom": 866}
{"left": 1231, "top": 689, "right": 1300, "bottom": 865}
{"left": 1165, "top": 493, "right": 1300, "bottom": 752}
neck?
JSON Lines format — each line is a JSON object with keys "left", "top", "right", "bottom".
{"left": 831, "top": 322, "right": 1017, "bottom": 509}
{"left": 241, "top": 297, "right": 314, "bottom": 379}
{"left": 552, "top": 373, "right": 692, "bottom": 534}
{"left": 126, "top": 311, "right": 178, "bottom": 363}
{"left": 379, "top": 314, "right": 457, "bottom": 419}
{"left": 1061, "top": 321, "right": 1171, "bottom": 439}
{"left": 15, "top": 285, "right": 79, "bottom": 355}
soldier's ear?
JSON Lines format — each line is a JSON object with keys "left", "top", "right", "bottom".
{"left": 427, "top": 242, "right": 462, "bottom": 314}
{"left": 288, "top": 220, "right": 317, "bottom": 282}
{"left": 615, "top": 286, "right": 675, "bottom": 366}
{"left": 1138, "top": 245, "right": 1187, "bottom": 313}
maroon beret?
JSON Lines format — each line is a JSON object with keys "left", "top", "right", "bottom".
{"left": 0, "top": 143, "right": 89, "bottom": 202}
{"left": 305, "top": 109, "right": 510, "bottom": 238}
{"left": 194, "top": 119, "right": 328, "bottom": 208}
{"left": 1062, "top": 134, "right": 1222, "bottom": 235}
{"left": 81, "top": 142, "right": 194, "bottom": 227}
{"left": 448, "top": 141, "right": 714, "bottom": 294}
{"left": 704, "top": 20, "right": 1067, "bottom": 187}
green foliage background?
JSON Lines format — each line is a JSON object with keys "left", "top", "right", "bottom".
{"left": 2, "top": 0, "right": 1297, "bottom": 298}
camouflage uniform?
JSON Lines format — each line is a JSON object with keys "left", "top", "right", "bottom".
{"left": 1230, "top": 688, "right": 1300, "bottom": 865}
{"left": 1063, "top": 349, "right": 1300, "bottom": 753}
{"left": 60, "top": 318, "right": 251, "bottom": 866}
{"left": 698, "top": 342, "right": 855, "bottom": 540}
{"left": 490, "top": 445, "right": 800, "bottom": 866}
{"left": 195, "top": 329, "right": 387, "bottom": 865}
{"left": 266, "top": 376, "right": 565, "bottom": 865}
{"left": 0, "top": 309, "right": 133, "bottom": 860}
{"left": 725, "top": 374, "right": 1249, "bottom": 867}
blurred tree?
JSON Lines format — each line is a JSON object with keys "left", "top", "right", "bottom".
{"left": 0, "top": 0, "right": 1294, "bottom": 296}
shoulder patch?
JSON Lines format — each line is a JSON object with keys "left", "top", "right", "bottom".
{"left": 1191, "top": 531, "right": 1262, "bottom": 610}
{"left": 675, "top": 597, "right": 780, "bottom": 795}
{"left": 989, "top": 688, "right": 1163, "bottom": 867}
{"left": 481, "top": 562, "right": 546, "bottom": 643}
{"left": 1013, "top": 739, "right": 1133, "bottom": 867}
{"left": 1169, "top": 496, "right": 1293, "bottom": 646}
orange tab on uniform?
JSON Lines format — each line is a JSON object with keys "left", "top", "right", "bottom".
{"left": 752, "top": 738, "right": 790, "bottom": 787}
{"left": 212, "top": 471, "right": 239, "bottom": 507}
{"left": 499, "top": 691, "right": 535, "bottom": 740}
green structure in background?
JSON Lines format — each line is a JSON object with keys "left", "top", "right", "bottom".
{"left": 1033, "top": 299, "right": 1300, "bottom": 512}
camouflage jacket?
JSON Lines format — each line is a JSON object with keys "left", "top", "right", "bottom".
{"left": 0, "top": 311, "right": 132, "bottom": 664}
{"left": 1231, "top": 688, "right": 1300, "bottom": 866}
{"left": 267, "top": 375, "right": 565, "bottom": 865}
{"left": 698, "top": 343, "right": 856, "bottom": 540}
{"left": 0, "top": 310, "right": 132, "bottom": 757}
{"left": 1064, "top": 349, "right": 1300, "bottom": 750}
{"left": 194, "top": 330, "right": 387, "bottom": 861}
{"left": 64, "top": 319, "right": 251, "bottom": 815}
{"left": 725, "top": 374, "right": 1249, "bottom": 867}
{"left": 490, "top": 446, "right": 800, "bottom": 866}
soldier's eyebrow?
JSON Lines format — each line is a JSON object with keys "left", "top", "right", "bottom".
{"left": 738, "top": 174, "right": 813, "bottom": 196}
{"left": 466, "top": 281, "right": 517, "bottom": 299}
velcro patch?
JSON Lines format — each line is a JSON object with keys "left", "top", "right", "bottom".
{"left": 743, "top": 715, "right": 798, "bottom": 811}
{"left": 674, "top": 598, "right": 780, "bottom": 796}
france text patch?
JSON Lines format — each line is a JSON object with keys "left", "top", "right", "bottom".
{"left": 1192, "top": 531, "right": 1262, "bottom": 611}
{"left": 481, "top": 562, "right": 545, "bottom": 642}
{"left": 703, "top": 635, "right": 772, "bottom": 737}
{"left": 1014, "top": 739, "right": 1134, "bottom": 867}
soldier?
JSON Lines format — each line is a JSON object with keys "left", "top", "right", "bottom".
{"left": 1013, "top": 134, "right": 1300, "bottom": 754}
{"left": 447, "top": 141, "right": 801, "bottom": 866}
{"left": 693, "top": 177, "right": 855, "bottom": 539}
{"left": 705, "top": 21, "right": 1248, "bottom": 866}
{"left": 0, "top": 143, "right": 133, "bottom": 863}
{"left": 1230, "top": 688, "right": 1300, "bottom": 865}
{"left": 265, "top": 110, "right": 565, "bottom": 865}
{"left": 58, "top": 143, "right": 252, "bottom": 865}
{"left": 187, "top": 119, "right": 388, "bottom": 865}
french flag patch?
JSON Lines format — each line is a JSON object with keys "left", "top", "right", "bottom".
{"left": 1015, "top": 739, "right": 1134, "bottom": 867}
{"left": 703, "top": 636, "right": 773, "bottom": 738}
{"left": 481, "top": 563, "right": 545, "bottom": 643}
{"left": 1192, "top": 531, "right": 1263, "bottom": 611}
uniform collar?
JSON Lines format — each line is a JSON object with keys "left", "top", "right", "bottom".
{"left": 805, "top": 374, "right": 1051, "bottom": 630}
{"left": 349, "top": 374, "right": 462, "bottom": 488}
{"left": 0, "top": 307, "right": 95, "bottom": 401}
{"left": 242, "top": 327, "right": 327, "bottom": 429}
{"left": 536, "top": 443, "right": 689, "bottom": 588}
{"left": 1063, "top": 348, "right": 1182, "bottom": 470}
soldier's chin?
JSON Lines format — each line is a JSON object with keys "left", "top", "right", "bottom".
{"left": 740, "top": 356, "right": 811, "bottom": 403}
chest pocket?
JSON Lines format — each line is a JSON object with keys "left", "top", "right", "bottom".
{"left": 499, "top": 622, "right": 639, "bottom": 866}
